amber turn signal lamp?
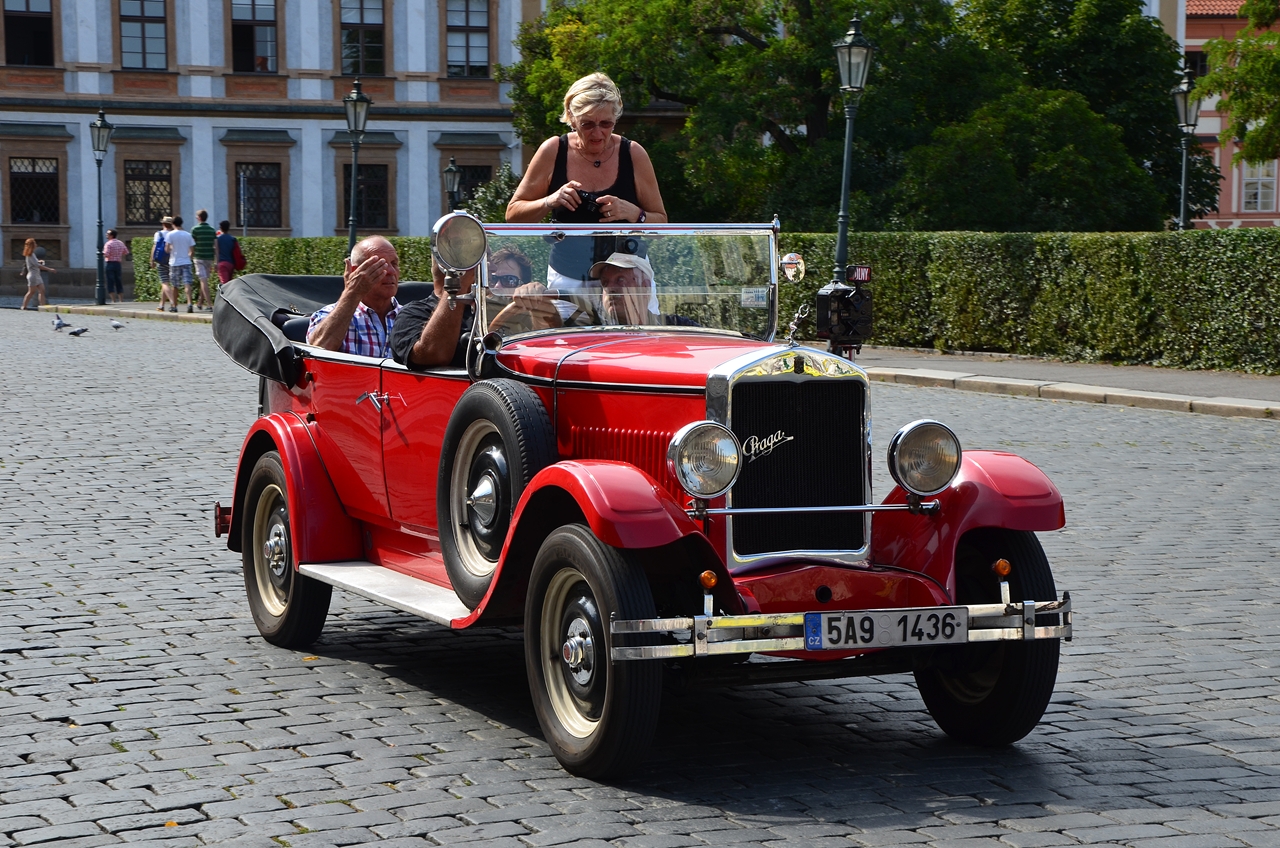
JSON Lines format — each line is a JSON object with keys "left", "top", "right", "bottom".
{"left": 992, "top": 558, "right": 1012, "bottom": 577}
{"left": 699, "top": 570, "right": 718, "bottom": 590}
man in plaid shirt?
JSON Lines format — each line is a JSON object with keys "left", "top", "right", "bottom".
{"left": 102, "top": 229, "right": 130, "bottom": 304}
{"left": 307, "top": 236, "right": 402, "bottom": 358}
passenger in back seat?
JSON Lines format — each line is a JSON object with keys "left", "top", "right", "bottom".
{"left": 306, "top": 235, "right": 401, "bottom": 358}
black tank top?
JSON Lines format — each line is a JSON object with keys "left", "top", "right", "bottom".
{"left": 547, "top": 135, "right": 642, "bottom": 282}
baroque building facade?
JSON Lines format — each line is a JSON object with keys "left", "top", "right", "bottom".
{"left": 0, "top": 0, "right": 537, "bottom": 284}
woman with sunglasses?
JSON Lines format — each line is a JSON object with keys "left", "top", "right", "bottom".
{"left": 506, "top": 73, "right": 668, "bottom": 291}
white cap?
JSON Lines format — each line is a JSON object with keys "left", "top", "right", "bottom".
{"left": 589, "top": 252, "right": 653, "bottom": 281}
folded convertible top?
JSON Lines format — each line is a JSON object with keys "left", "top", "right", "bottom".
{"left": 212, "top": 273, "right": 435, "bottom": 384}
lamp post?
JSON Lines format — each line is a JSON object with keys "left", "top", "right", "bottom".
{"left": 832, "top": 19, "right": 874, "bottom": 280}
{"left": 1172, "top": 67, "right": 1201, "bottom": 231}
{"left": 443, "top": 156, "right": 461, "bottom": 211}
{"left": 89, "top": 109, "right": 114, "bottom": 306}
{"left": 343, "top": 79, "right": 373, "bottom": 253}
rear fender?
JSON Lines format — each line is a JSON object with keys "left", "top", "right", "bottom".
{"left": 228, "top": 413, "right": 362, "bottom": 566}
{"left": 466, "top": 460, "right": 739, "bottom": 623}
{"left": 871, "top": 450, "right": 1065, "bottom": 600}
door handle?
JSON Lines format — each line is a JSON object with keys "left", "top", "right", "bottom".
{"left": 356, "top": 391, "right": 382, "bottom": 411}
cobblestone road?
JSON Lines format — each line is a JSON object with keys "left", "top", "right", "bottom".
{"left": 3, "top": 307, "right": 1280, "bottom": 847}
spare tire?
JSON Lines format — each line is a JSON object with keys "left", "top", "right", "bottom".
{"left": 438, "top": 379, "right": 557, "bottom": 609}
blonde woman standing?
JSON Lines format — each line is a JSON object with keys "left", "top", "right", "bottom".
{"left": 20, "top": 238, "right": 55, "bottom": 310}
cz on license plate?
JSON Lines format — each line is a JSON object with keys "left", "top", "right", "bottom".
{"left": 804, "top": 607, "right": 969, "bottom": 650}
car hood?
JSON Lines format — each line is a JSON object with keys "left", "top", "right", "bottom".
{"left": 495, "top": 331, "right": 776, "bottom": 389}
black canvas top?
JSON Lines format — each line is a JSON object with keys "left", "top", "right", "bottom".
{"left": 212, "top": 273, "right": 437, "bottom": 384}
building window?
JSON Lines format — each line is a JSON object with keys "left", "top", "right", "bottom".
{"left": 235, "top": 162, "right": 282, "bottom": 228}
{"left": 4, "top": 0, "right": 54, "bottom": 67}
{"left": 8, "top": 156, "right": 58, "bottom": 223}
{"left": 123, "top": 159, "right": 172, "bottom": 224}
{"left": 1242, "top": 160, "right": 1277, "bottom": 213}
{"left": 342, "top": 163, "right": 388, "bottom": 228}
{"left": 340, "top": 0, "right": 383, "bottom": 76}
{"left": 446, "top": 0, "right": 488, "bottom": 78}
{"left": 120, "top": 0, "right": 166, "bottom": 70}
{"left": 458, "top": 164, "right": 491, "bottom": 205}
{"left": 1185, "top": 51, "right": 1208, "bottom": 79}
{"left": 231, "top": 0, "right": 276, "bottom": 73}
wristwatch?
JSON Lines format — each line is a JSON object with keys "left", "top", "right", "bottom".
{"left": 637, "top": 210, "right": 647, "bottom": 224}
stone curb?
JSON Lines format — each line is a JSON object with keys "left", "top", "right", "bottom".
{"left": 37, "top": 303, "right": 213, "bottom": 324}
{"left": 864, "top": 367, "right": 1276, "bottom": 420}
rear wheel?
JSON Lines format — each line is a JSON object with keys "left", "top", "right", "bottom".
{"left": 525, "top": 525, "right": 661, "bottom": 778}
{"left": 242, "top": 450, "right": 331, "bottom": 648}
{"left": 914, "top": 528, "right": 1059, "bottom": 745}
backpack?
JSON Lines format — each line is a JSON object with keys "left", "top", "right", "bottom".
{"left": 152, "top": 232, "right": 167, "bottom": 263}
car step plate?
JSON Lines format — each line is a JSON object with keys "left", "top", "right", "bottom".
{"left": 804, "top": 606, "right": 969, "bottom": 650}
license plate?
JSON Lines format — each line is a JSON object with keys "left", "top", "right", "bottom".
{"left": 804, "top": 607, "right": 969, "bottom": 650}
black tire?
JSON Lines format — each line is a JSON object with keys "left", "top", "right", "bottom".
{"left": 914, "top": 528, "right": 1060, "bottom": 746}
{"left": 438, "top": 379, "right": 556, "bottom": 609}
{"left": 242, "top": 451, "right": 332, "bottom": 648}
{"left": 525, "top": 525, "right": 662, "bottom": 778}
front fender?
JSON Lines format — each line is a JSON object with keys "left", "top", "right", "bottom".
{"left": 871, "top": 450, "right": 1064, "bottom": 600}
{"left": 228, "top": 413, "right": 362, "bottom": 566}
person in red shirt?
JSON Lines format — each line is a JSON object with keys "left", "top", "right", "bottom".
{"left": 103, "top": 229, "right": 130, "bottom": 304}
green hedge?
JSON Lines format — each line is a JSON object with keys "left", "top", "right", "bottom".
{"left": 134, "top": 228, "right": 1280, "bottom": 374}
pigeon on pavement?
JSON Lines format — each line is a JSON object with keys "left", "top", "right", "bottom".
{"left": 110, "top": 319, "right": 124, "bottom": 331}
{"left": 51, "top": 314, "right": 67, "bottom": 331}
{"left": 68, "top": 327, "right": 88, "bottom": 336}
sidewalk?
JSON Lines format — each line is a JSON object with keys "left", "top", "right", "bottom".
{"left": 30, "top": 301, "right": 1279, "bottom": 420}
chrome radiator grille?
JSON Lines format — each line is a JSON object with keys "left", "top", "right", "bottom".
{"left": 728, "top": 379, "right": 866, "bottom": 555}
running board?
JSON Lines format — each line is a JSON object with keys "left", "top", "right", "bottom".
{"left": 299, "top": 562, "right": 470, "bottom": 627}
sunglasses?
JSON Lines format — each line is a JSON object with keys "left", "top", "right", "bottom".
{"left": 489, "top": 273, "right": 522, "bottom": 288}
{"left": 576, "top": 120, "right": 615, "bottom": 133}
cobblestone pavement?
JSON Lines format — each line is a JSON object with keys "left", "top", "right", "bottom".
{"left": 3, "top": 306, "right": 1280, "bottom": 847}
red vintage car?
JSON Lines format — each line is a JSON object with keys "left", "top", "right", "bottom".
{"left": 213, "top": 214, "right": 1072, "bottom": 778}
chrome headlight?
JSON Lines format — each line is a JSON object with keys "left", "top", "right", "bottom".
{"left": 667, "top": 422, "right": 741, "bottom": 500}
{"left": 431, "top": 211, "right": 487, "bottom": 272}
{"left": 887, "top": 420, "right": 961, "bottom": 497}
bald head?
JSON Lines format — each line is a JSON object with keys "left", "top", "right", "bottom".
{"left": 352, "top": 235, "right": 395, "bottom": 266}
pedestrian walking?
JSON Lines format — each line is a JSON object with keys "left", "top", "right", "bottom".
{"left": 103, "top": 229, "right": 129, "bottom": 304}
{"left": 152, "top": 216, "right": 176, "bottom": 312}
{"left": 191, "top": 209, "right": 216, "bottom": 311}
{"left": 165, "top": 215, "right": 196, "bottom": 313}
{"left": 215, "top": 220, "right": 243, "bottom": 285}
{"left": 19, "top": 238, "right": 55, "bottom": 310}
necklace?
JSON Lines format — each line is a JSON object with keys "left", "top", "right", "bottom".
{"left": 574, "top": 137, "right": 616, "bottom": 168}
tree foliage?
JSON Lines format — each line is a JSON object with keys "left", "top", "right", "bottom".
{"left": 1198, "top": 0, "right": 1280, "bottom": 164}
{"left": 500, "top": 0, "right": 1217, "bottom": 231}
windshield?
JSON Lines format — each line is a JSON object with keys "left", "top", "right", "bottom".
{"left": 476, "top": 224, "right": 778, "bottom": 341}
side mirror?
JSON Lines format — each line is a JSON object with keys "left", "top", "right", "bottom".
{"left": 780, "top": 252, "right": 806, "bottom": 283}
{"left": 432, "top": 211, "right": 488, "bottom": 273}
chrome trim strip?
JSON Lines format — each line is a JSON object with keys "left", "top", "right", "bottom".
{"left": 554, "top": 379, "right": 706, "bottom": 395}
{"left": 696, "top": 502, "right": 936, "bottom": 517}
{"left": 609, "top": 595, "right": 1072, "bottom": 661}
{"left": 482, "top": 222, "right": 779, "bottom": 237}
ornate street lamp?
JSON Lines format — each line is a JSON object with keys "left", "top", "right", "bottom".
{"left": 443, "top": 156, "right": 461, "bottom": 211}
{"left": 832, "top": 19, "right": 874, "bottom": 279}
{"left": 89, "top": 109, "right": 114, "bottom": 306}
{"left": 343, "top": 79, "right": 373, "bottom": 253}
{"left": 1172, "top": 67, "right": 1201, "bottom": 231}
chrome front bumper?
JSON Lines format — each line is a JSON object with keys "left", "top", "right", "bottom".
{"left": 609, "top": 584, "right": 1072, "bottom": 661}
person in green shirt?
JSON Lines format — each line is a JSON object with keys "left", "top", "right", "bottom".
{"left": 190, "top": 209, "right": 217, "bottom": 311}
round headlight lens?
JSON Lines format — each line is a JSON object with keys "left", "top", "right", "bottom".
{"left": 887, "top": 420, "right": 962, "bottom": 496}
{"left": 667, "top": 422, "right": 741, "bottom": 499}
{"left": 432, "top": 212, "right": 487, "bottom": 272}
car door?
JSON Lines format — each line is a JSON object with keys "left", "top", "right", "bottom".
{"left": 381, "top": 361, "right": 471, "bottom": 532}
{"left": 305, "top": 353, "right": 390, "bottom": 522}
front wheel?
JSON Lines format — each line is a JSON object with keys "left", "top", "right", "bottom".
{"left": 914, "top": 528, "right": 1060, "bottom": 746}
{"left": 242, "top": 450, "right": 332, "bottom": 648}
{"left": 525, "top": 525, "right": 661, "bottom": 778}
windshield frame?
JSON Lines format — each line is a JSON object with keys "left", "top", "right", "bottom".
{"left": 475, "top": 222, "right": 781, "bottom": 343}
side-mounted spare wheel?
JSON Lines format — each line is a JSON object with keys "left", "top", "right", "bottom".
{"left": 242, "top": 450, "right": 332, "bottom": 648}
{"left": 914, "top": 528, "right": 1060, "bottom": 745}
{"left": 438, "top": 379, "right": 557, "bottom": 609}
{"left": 525, "top": 524, "right": 662, "bottom": 778}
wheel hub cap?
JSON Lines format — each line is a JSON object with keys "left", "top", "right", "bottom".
{"left": 262, "top": 526, "right": 287, "bottom": 578}
{"left": 466, "top": 472, "right": 498, "bottom": 527}
{"left": 560, "top": 618, "right": 595, "bottom": 686}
